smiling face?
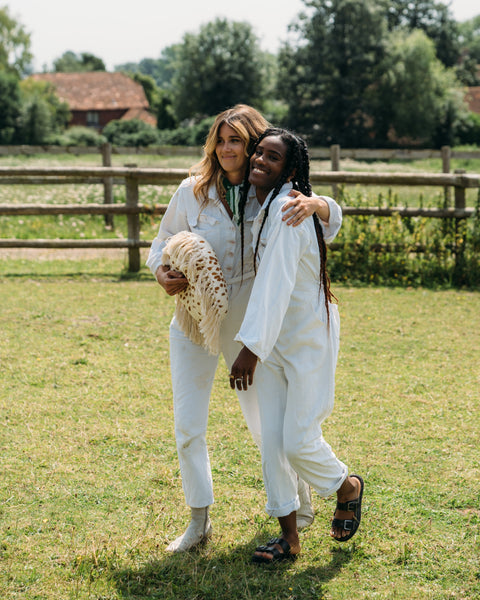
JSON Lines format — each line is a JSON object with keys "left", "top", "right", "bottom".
{"left": 248, "top": 135, "right": 290, "bottom": 204}
{"left": 215, "top": 123, "right": 247, "bottom": 184}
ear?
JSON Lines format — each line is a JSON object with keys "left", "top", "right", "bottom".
{"left": 287, "top": 168, "right": 296, "bottom": 182}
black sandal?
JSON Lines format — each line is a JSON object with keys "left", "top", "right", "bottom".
{"left": 252, "top": 537, "right": 298, "bottom": 564}
{"left": 331, "top": 474, "right": 364, "bottom": 542}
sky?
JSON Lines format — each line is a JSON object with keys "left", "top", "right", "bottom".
{"left": 6, "top": 0, "right": 480, "bottom": 73}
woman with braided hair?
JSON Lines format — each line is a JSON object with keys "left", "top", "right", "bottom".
{"left": 147, "top": 107, "right": 342, "bottom": 553}
{"left": 230, "top": 128, "right": 364, "bottom": 563}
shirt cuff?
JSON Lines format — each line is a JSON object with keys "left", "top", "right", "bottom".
{"left": 234, "top": 333, "right": 268, "bottom": 363}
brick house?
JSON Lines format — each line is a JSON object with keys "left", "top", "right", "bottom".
{"left": 465, "top": 86, "right": 480, "bottom": 114}
{"left": 30, "top": 71, "right": 157, "bottom": 131}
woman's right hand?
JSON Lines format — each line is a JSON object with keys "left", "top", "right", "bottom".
{"left": 230, "top": 346, "right": 258, "bottom": 391}
{"left": 155, "top": 265, "right": 188, "bottom": 296}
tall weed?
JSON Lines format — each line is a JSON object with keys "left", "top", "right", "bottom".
{"left": 329, "top": 187, "right": 480, "bottom": 288}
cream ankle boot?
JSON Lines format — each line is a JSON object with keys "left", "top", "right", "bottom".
{"left": 166, "top": 506, "right": 212, "bottom": 553}
{"left": 296, "top": 479, "right": 315, "bottom": 531}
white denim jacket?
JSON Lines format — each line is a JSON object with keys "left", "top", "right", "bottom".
{"left": 146, "top": 177, "right": 259, "bottom": 284}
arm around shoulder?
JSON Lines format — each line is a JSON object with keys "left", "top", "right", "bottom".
{"left": 319, "top": 195, "right": 342, "bottom": 244}
{"left": 282, "top": 190, "right": 340, "bottom": 231}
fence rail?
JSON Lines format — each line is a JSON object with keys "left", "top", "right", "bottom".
{"left": 0, "top": 167, "right": 478, "bottom": 271}
{"left": 2, "top": 143, "right": 480, "bottom": 164}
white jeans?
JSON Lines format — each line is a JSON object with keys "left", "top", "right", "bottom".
{"left": 256, "top": 305, "right": 348, "bottom": 517}
{"left": 169, "top": 280, "right": 261, "bottom": 508}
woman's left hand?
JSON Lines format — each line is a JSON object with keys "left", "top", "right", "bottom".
{"left": 282, "top": 190, "right": 330, "bottom": 226}
{"left": 230, "top": 346, "right": 258, "bottom": 391}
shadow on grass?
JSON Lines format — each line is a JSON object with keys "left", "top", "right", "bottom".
{"left": 0, "top": 267, "right": 153, "bottom": 282}
{"left": 112, "top": 536, "right": 356, "bottom": 600}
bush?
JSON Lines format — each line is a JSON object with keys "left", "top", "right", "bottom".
{"left": 329, "top": 188, "right": 480, "bottom": 289}
{"left": 102, "top": 119, "right": 160, "bottom": 147}
{"left": 456, "top": 111, "right": 480, "bottom": 146}
{"left": 15, "top": 95, "right": 52, "bottom": 144}
{"left": 190, "top": 116, "right": 216, "bottom": 145}
{"left": 156, "top": 126, "right": 193, "bottom": 146}
{"left": 49, "top": 126, "right": 106, "bottom": 147}
{"left": 18, "top": 79, "right": 70, "bottom": 142}
{"left": 0, "top": 72, "right": 21, "bottom": 144}
{"left": 157, "top": 116, "right": 216, "bottom": 146}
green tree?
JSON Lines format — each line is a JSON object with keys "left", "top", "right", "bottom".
{"left": 15, "top": 78, "right": 70, "bottom": 144}
{"left": 129, "top": 72, "right": 179, "bottom": 129}
{"left": 171, "top": 18, "right": 266, "bottom": 120}
{"left": 371, "top": 30, "right": 465, "bottom": 146}
{"left": 380, "top": 0, "right": 460, "bottom": 67}
{"left": 156, "top": 89, "right": 177, "bottom": 129}
{"left": 0, "top": 70, "right": 20, "bottom": 143}
{"left": 278, "top": 0, "right": 387, "bottom": 146}
{"left": 0, "top": 5, "right": 32, "bottom": 76}
{"left": 115, "top": 50, "right": 180, "bottom": 127}
{"left": 129, "top": 72, "right": 159, "bottom": 108}
{"left": 456, "top": 15, "right": 480, "bottom": 85}
{"left": 458, "top": 14, "right": 480, "bottom": 63}
{"left": 115, "top": 49, "right": 181, "bottom": 89}
{"left": 153, "top": 46, "right": 181, "bottom": 90}
{"left": 16, "top": 95, "right": 52, "bottom": 144}
{"left": 53, "top": 50, "right": 105, "bottom": 72}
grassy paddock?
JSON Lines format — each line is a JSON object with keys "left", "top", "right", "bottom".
{"left": 1, "top": 264, "right": 479, "bottom": 599}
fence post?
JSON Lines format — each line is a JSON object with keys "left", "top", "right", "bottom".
{"left": 454, "top": 169, "right": 466, "bottom": 210}
{"left": 453, "top": 168, "right": 467, "bottom": 284}
{"left": 125, "top": 175, "right": 141, "bottom": 272}
{"left": 441, "top": 145, "right": 451, "bottom": 206}
{"left": 101, "top": 142, "right": 114, "bottom": 227}
{"left": 330, "top": 144, "right": 340, "bottom": 198}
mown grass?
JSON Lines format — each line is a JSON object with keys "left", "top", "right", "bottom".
{"left": 1, "top": 265, "right": 479, "bottom": 599}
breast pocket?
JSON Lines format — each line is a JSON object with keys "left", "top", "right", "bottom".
{"left": 187, "top": 212, "right": 223, "bottom": 254}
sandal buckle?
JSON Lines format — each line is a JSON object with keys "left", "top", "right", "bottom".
{"left": 343, "top": 519, "right": 354, "bottom": 531}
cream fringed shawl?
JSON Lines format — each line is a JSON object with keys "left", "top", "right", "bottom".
{"left": 161, "top": 231, "right": 229, "bottom": 355}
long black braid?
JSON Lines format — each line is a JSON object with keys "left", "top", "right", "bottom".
{"left": 238, "top": 127, "right": 336, "bottom": 322}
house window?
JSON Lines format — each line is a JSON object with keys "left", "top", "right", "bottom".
{"left": 86, "top": 111, "right": 100, "bottom": 128}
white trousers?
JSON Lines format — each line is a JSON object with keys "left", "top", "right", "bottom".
{"left": 169, "top": 280, "right": 261, "bottom": 508}
{"left": 256, "top": 305, "right": 348, "bottom": 517}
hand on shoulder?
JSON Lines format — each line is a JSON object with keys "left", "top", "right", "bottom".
{"left": 282, "top": 190, "right": 330, "bottom": 227}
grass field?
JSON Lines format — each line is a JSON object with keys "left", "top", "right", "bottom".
{"left": 1, "top": 260, "right": 479, "bottom": 599}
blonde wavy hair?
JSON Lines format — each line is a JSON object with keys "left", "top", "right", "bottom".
{"left": 190, "top": 104, "right": 269, "bottom": 205}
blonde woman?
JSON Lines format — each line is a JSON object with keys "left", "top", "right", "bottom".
{"left": 147, "top": 105, "right": 341, "bottom": 552}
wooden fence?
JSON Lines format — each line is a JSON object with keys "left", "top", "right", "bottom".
{"left": 0, "top": 166, "right": 478, "bottom": 272}
{"left": 2, "top": 142, "right": 478, "bottom": 211}
{"left": 3, "top": 142, "right": 480, "bottom": 170}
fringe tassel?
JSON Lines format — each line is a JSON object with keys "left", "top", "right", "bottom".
{"left": 162, "top": 232, "right": 228, "bottom": 355}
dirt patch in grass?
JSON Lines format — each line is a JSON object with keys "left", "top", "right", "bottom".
{"left": 0, "top": 247, "right": 151, "bottom": 261}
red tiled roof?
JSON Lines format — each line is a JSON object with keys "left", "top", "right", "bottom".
{"left": 121, "top": 107, "right": 157, "bottom": 127}
{"left": 465, "top": 86, "right": 480, "bottom": 114}
{"left": 30, "top": 72, "right": 150, "bottom": 111}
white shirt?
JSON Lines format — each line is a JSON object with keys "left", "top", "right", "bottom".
{"left": 146, "top": 177, "right": 259, "bottom": 283}
{"left": 235, "top": 183, "right": 342, "bottom": 362}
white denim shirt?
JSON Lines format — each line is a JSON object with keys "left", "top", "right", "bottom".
{"left": 146, "top": 177, "right": 259, "bottom": 284}
{"left": 235, "top": 182, "right": 342, "bottom": 362}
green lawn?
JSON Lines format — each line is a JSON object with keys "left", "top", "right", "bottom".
{"left": 1, "top": 264, "right": 479, "bottom": 599}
